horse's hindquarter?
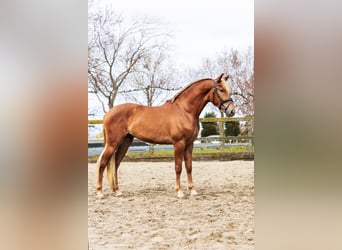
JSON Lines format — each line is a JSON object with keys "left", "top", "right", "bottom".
{"left": 127, "top": 103, "right": 197, "bottom": 144}
{"left": 103, "top": 104, "right": 137, "bottom": 140}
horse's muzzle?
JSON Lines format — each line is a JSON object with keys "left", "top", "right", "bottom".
{"left": 224, "top": 103, "right": 235, "bottom": 117}
{"left": 226, "top": 110, "right": 235, "bottom": 117}
{"left": 226, "top": 108, "right": 235, "bottom": 117}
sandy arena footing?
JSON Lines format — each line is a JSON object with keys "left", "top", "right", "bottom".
{"left": 88, "top": 160, "right": 254, "bottom": 249}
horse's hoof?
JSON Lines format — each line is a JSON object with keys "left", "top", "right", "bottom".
{"left": 115, "top": 190, "right": 123, "bottom": 197}
{"left": 177, "top": 191, "right": 185, "bottom": 198}
{"left": 190, "top": 189, "right": 198, "bottom": 196}
{"left": 96, "top": 192, "right": 105, "bottom": 199}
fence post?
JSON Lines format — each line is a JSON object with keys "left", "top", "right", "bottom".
{"left": 219, "top": 112, "right": 225, "bottom": 150}
{"left": 149, "top": 144, "right": 154, "bottom": 155}
{"left": 247, "top": 118, "right": 254, "bottom": 148}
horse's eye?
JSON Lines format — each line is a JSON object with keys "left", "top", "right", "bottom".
{"left": 220, "top": 89, "right": 225, "bottom": 93}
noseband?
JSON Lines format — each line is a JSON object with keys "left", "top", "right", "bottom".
{"left": 212, "top": 79, "right": 234, "bottom": 112}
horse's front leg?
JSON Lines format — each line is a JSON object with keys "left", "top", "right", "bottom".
{"left": 174, "top": 141, "right": 185, "bottom": 198}
{"left": 184, "top": 142, "right": 198, "bottom": 196}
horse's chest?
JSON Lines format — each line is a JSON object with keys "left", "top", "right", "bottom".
{"left": 185, "top": 122, "right": 199, "bottom": 141}
{"left": 168, "top": 119, "right": 196, "bottom": 141}
{"left": 192, "top": 123, "right": 200, "bottom": 136}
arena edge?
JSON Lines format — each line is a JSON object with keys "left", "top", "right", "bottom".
{"left": 88, "top": 151, "right": 254, "bottom": 163}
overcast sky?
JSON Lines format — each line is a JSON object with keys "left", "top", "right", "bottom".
{"left": 96, "top": 0, "right": 254, "bottom": 68}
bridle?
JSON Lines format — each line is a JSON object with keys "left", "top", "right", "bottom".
{"left": 212, "top": 79, "right": 234, "bottom": 113}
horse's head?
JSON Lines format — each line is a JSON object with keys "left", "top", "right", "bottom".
{"left": 212, "top": 73, "right": 235, "bottom": 117}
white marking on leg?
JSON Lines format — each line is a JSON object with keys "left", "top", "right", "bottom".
{"left": 177, "top": 190, "right": 185, "bottom": 198}
{"left": 96, "top": 191, "right": 104, "bottom": 199}
{"left": 190, "top": 189, "right": 198, "bottom": 196}
{"left": 115, "top": 190, "right": 123, "bottom": 197}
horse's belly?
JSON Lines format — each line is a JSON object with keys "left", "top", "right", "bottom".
{"left": 135, "top": 134, "right": 173, "bottom": 144}
{"left": 128, "top": 120, "right": 173, "bottom": 144}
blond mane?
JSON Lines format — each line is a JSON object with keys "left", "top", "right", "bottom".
{"left": 168, "top": 78, "right": 212, "bottom": 103}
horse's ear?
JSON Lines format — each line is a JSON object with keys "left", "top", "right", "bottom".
{"left": 216, "top": 73, "right": 224, "bottom": 83}
{"left": 223, "top": 74, "right": 230, "bottom": 81}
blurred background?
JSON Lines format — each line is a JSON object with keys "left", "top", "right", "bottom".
{"left": 255, "top": 1, "right": 342, "bottom": 249}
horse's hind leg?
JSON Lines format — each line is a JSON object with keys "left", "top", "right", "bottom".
{"left": 113, "top": 134, "right": 133, "bottom": 196}
{"left": 96, "top": 145, "right": 115, "bottom": 197}
{"left": 106, "top": 154, "right": 115, "bottom": 191}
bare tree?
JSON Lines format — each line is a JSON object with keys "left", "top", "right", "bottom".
{"left": 88, "top": 6, "right": 166, "bottom": 112}
{"left": 120, "top": 49, "right": 180, "bottom": 106}
{"left": 221, "top": 48, "right": 254, "bottom": 135}
{"left": 186, "top": 48, "right": 254, "bottom": 116}
{"left": 224, "top": 48, "right": 254, "bottom": 116}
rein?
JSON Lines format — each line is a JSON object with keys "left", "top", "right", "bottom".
{"left": 212, "top": 79, "right": 234, "bottom": 112}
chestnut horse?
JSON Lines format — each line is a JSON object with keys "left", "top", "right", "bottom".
{"left": 96, "top": 73, "right": 235, "bottom": 198}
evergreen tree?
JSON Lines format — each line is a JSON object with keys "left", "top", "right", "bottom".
{"left": 201, "top": 112, "right": 219, "bottom": 137}
{"left": 225, "top": 121, "right": 240, "bottom": 136}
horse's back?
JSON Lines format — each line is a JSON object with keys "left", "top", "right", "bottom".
{"left": 104, "top": 103, "right": 140, "bottom": 121}
{"left": 105, "top": 102, "right": 175, "bottom": 120}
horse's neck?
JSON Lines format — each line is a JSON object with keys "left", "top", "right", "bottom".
{"left": 174, "top": 80, "right": 212, "bottom": 118}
